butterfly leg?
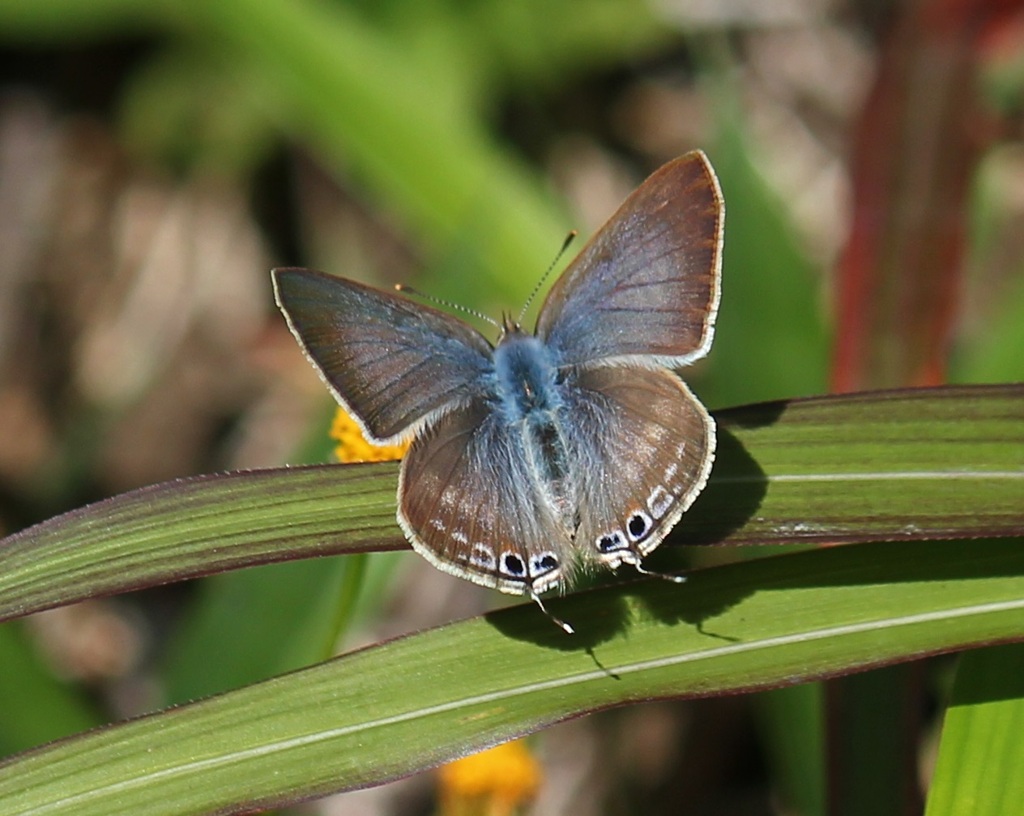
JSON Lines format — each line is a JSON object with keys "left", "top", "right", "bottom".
{"left": 529, "top": 590, "right": 575, "bottom": 635}
{"left": 607, "top": 543, "right": 688, "bottom": 584}
{"left": 634, "top": 562, "right": 687, "bottom": 584}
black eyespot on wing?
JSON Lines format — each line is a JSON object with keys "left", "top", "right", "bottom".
{"left": 502, "top": 553, "right": 526, "bottom": 577}
{"left": 598, "top": 532, "right": 626, "bottom": 553}
{"left": 628, "top": 513, "right": 650, "bottom": 540}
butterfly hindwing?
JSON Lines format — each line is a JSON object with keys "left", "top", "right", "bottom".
{"left": 273, "top": 268, "right": 493, "bottom": 443}
{"left": 399, "top": 364, "right": 715, "bottom": 595}
{"left": 536, "top": 151, "right": 723, "bottom": 369}
{"left": 397, "top": 399, "right": 572, "bottom": 594}
{"left": 561, "top": 365, "right": 715, "bottom": 569}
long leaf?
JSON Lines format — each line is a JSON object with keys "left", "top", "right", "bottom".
{"left": 1, "top": 385, "right": 1021, "bottom": 623}
{"left": 925, "top": 644, "right": 1024, "bottom": 816}
{"left": 1, "top": 537, "right": 1022, "bottom": 815}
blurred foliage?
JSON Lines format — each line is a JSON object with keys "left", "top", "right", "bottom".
{"left": 0, "top": 0, "right": 1022, "bottom": 814}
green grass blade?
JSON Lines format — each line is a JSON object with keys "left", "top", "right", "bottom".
{"left": 704, "top": 112, "right": 829, "bottom": 407}
{"left": 1, "top": 385, "right": 1021, "bottom": 623}
{"left": 925, "top": 644, "right": 1024, "bottom": 816}
{"left": 1, "top": 537, "right": 1022, "bottom": 815}
{"left": 0, "top": 464, "right": 402, "bottom": 623}
{"left": 755, "top": 684, "right": 826, "bottom": 816}
{"left": 688, "top": 384, "right": 1024, "bottom": 545}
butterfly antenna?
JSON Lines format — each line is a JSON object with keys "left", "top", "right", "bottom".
{"left": 517, "top": 230, "right": 578, "bottom": 325}
{"left": 634, "top": 563, "right": 687, "bottom": 584}
{"left": 530, "top": 591, "right": 575, "bottom": 635}
{"left": 394, "top": 284, "right": 501, "bottom": 330}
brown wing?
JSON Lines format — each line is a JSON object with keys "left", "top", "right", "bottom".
{"left": 561, "top": 365, "right": 715, "bottom": 569}
{"left": 273, "top": 268, "right": 493, "bottom": 443}
{"left": 397, "top": 400, "right": 573, "bottom": 596}
{"left": 536, "top": 151, "right": 723, "bottom": 369}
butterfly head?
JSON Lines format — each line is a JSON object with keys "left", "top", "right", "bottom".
{"left": 499, "top": 312, "right": 529, "bottom": 343}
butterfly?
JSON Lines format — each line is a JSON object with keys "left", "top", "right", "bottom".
{"left": 273, "top": 151, "right": 723, "bottom": 630}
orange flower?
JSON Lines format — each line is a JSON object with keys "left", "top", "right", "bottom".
{"left": 329, "top": 407, "right": 409, "bottom": 463}
{"left": 437, "top": 740, "right": 542, "bottom": 816}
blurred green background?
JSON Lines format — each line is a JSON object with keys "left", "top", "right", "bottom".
{"left": 0, "top": 0, "right": 1022, "bottom": 813}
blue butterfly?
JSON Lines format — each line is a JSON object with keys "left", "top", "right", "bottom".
{"left": 273, "top": 151, "right": 723, "bottom": 629}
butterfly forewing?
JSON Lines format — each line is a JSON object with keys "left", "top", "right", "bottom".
{"left": 536, "top": 151, "right": 723, "bottom": 369}
{"left": 397, "top": 400, "right": 572, "bottom": 594}
{"left": 562, "top": 366, "right": 715, "bottom": 568}
{"left": 272, "top": 268, "right": 493, "bottom": 443}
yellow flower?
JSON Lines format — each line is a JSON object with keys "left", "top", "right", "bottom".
{"left": 329, "top": 407, "right": 409, "bottom": 463}
{"left": 437, "top": 739, "right": 541, "bottom": 816}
